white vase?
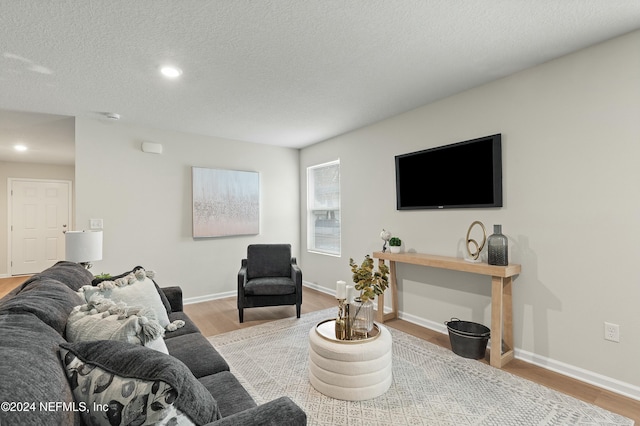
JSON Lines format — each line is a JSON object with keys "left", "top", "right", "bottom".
{"left": 390, "top": 246, "right": 401, "bottom": 254}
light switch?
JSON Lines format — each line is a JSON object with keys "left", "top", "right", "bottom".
{"left": 90, "top": 218, "right": 103, "bottom": 229}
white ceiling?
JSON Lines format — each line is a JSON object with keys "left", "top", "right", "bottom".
{"left": 2, "top": 1, "right": 640, "bottom": 165}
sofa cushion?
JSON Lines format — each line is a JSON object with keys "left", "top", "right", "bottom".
{"left": 154, "top": 281, "right": 173, "bottom": 315}
{"left": 0, "top": 278, "right": 84, "bottom": 335}
{"left": 0, "top": 313, "right": 81, "bottom": 426}
{"left": 165, "top": 333, "right": 230, "bottom": 378}
{"left": 66, "top": 298, "right": 168, "bottom": 354}
{"left": 160, "top": 286, "right": 183, "bottom": 312}
{"left": 36, "top": 260, "right": 95, "bottom": 291}
{"left": 59, "top": 340, "right": 221, "bottom": 425}
{"left": 81, "top": 269, "right": 171, "bottom": 329}
{"left": 198, "top": 371, "right": 257, "bottom": 418}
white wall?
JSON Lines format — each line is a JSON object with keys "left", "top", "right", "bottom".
{"left": 0, "top": 161, "right": 75, "bottom": 276}
{"left": 75, "top": 118, "right": 300, "bottom": 301}
{"left": 300, "top": 30, "right": 640, "bottom": 396}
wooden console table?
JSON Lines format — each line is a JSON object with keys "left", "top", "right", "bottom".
{"left": 372, "top": 251, "right": 521, "bottom": 368}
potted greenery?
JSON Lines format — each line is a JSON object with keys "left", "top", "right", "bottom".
{"left": 389, "top": 237, "right": 402, "bottom": 253}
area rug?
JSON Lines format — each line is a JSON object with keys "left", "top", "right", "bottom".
{"left": 207, "top": 309, "right": 633, "bottom": 426}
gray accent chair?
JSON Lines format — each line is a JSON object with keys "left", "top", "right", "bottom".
{"left": 237, "top": 244, "right": 302, "bottom": 323}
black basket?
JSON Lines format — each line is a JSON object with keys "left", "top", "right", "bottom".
{"left": 445, "top": 318, "right": 491, "bottom": 359}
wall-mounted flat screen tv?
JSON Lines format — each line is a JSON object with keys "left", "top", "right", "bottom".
{"left": 395, "top": 134, "right": 502, "bottom": 210}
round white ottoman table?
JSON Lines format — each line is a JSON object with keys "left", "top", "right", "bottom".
{"left": 308, "top": 320, "right": 392, "bottom": 401}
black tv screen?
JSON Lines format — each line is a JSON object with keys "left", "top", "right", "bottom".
{"left": 395, "top": 134, "right": 502, "bottom": 209}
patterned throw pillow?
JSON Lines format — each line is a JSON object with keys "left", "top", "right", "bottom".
{"left": 61, "top": 351, "right": 190, "bottom": 425}
{"left": 59, "top": 341, "right": 220, "bottom": 426}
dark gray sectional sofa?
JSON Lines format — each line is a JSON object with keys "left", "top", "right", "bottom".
{"left": 0, "top": 261, "right": 306, "bottom": 425}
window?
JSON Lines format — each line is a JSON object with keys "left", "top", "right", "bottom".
{"left": 307, "top": 160, "right": 340, "bottom": 256}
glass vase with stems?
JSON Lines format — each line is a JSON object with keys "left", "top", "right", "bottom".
{"left": 348, "top": 255, "right": 389, "bottom": 338}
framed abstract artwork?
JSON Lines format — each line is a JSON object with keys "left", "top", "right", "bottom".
{"left": 192, "top": 167, "right": 260, "bottom": 238}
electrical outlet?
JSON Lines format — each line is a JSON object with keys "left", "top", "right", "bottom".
{"left": 604, "top": 322, "right": 620, "bottom": 342}
{"left": 90, "top": 218, "right": 103, "bottom": 229}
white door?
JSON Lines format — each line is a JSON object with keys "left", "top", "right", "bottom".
{"left": 10, "top": 179, "right": 72, "bottom": 275}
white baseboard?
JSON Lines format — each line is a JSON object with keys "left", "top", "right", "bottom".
{"left": 398, "top": 309, "right": 449, "bottom": 334}
{"left": 396, "top": 309, "right": 640, "bottom": 401}
{"left": 183, "top": 290, "right": 235, "bottom": 305}
{"left": 515, "top": 348, "right": 640, "bottom": 401}
{"left": 303, "top": 280, "right": 335, "bottom": 295}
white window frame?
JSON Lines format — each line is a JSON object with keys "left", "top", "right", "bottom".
{"left": 307, "top": 160, "right": 341, "bottom": 256}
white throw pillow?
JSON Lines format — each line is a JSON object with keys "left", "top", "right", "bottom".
{"left": 66, "top": 298, "right": 169, "bottom": 354}
{"left": 144, "top": 336, "right": 170, "bottom": 354}
{"left": 80, "top": 269, "right": 170, "bottom": 328}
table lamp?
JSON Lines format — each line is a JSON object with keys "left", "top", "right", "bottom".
{"left": 65, "top": 230, "right": 103, "bottom": 269}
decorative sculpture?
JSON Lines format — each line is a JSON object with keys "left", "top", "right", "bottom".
{"left": 465, "top": 221, "right": 487, "bottom": 261}
{"left": 380, "top": 229, "right": 392, "bottom": 252}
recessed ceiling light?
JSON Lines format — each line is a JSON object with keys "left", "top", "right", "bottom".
{"left": 14, "top": 144, "right": 28, "bottom": 152}
{"left": 160, "top": 66, "right": 182, "bottom": 78}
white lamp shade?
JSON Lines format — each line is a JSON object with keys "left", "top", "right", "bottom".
{"left": 65, "top": 231, "right": 103, "bottom": 263}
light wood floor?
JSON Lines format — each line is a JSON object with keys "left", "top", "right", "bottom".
{"left": 1, "top": 277, "right": 637, "bottom": 423}
{"left": 0, "top": 275, "right": 30, "bottom": 298}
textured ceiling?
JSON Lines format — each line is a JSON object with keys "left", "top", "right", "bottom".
{"left": 2, "top": 1, "right": 640, "bottom": 164}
